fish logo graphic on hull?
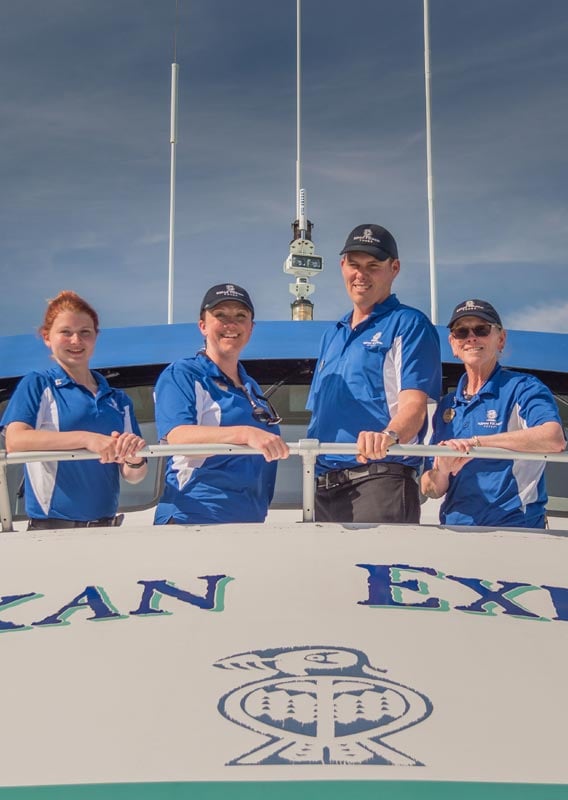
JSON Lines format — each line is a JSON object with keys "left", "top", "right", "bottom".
{"left": 215, "top": 646, "right": 432, "bottom": 766}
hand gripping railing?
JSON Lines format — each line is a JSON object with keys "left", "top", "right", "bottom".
{"left": 1, "top": 441, "right": 568, "bottom": 531}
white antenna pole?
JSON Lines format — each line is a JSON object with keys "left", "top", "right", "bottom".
{"left": 299, "top": 188, "right": 307, "bottom": 233}
{"left": 423, "top": 0, "right": 438, "bottom": 324}
{"left": 167, "top": 61, "right": 179, "bottom": 324}
{"left": 296, "top": 0, "right": 303, "bottom": 230}
{"left": 167, "top": 1, "right": 181, "bottom": 325}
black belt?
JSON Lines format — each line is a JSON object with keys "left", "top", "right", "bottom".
{"left": 316, "top": 462, "right": 417, "bottom": 491}
{"left": 27, "top": 514, "right": 124, "bottom": 530}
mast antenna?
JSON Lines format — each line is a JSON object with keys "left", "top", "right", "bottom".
{"left": 295, "top": 0, "right": 302, "bottom": 225}
{"left": 167, "top": 0, "right": 180, "bottom": 324}
{"left": 423, "top": 0, "right": 438, "bottom": 323}
{"left": 283, "top": 0, "right": 324, "bottom": 321}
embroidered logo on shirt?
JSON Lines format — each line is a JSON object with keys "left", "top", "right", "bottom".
{"left": 478, "top": 409, "right": 500, "bottom": 429}
{"left": 363, "top": 331, "right": 384, "bottom": 348}
{"left": 107, "top": 398, "right": 124, "bottom": 414}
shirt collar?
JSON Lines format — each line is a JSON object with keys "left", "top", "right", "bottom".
{"left": 50, "top": 363, "right": 110, "bottom": 395}
{"left": 338, "top": 293, "right": 400, "bottom": 329}
{"left": 455, "top": 363, "right": 502, "bottom": 401}
{"left": 50, "top": 363, "right": 74, "bottom": 387}
{"left": 93, "top": 370, "right": 111, "bottom": 396}
{"left": 197, "top": 350, "right": 244, "bottom": 387}
{"left": 480, "top": 363, "right": 503, "bottom": 396}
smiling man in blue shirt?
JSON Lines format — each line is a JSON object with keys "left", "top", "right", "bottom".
{"left": 307, "top": 224, "right": 441, "bottom": 523}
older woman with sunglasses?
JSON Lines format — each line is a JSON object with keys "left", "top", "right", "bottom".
{"left": 153, "top": 283, "right": 289, "bottom": 525}
{"left": 421, "top": 299, "right": 565, "bottom": 528}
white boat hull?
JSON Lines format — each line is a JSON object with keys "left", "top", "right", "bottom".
{"left": 1, "top": 522, "right": 567, "bottom": 797}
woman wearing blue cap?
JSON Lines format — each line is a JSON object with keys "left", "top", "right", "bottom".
{"left": 421, "top": 299, "right": 565, "bottom": 528}
{"left": 153, "top": 283, "right": 289, "bottom": 525}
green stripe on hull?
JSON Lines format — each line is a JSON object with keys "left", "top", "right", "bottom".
{"left": 1, "top": 782, "right": 567, "bottom": 799}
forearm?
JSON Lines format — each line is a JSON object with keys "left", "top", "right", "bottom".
{"left": 356, "top": 391, "right": 428, "bottom": 462}
{"left": 420, "top": 467, "right": 450, "bottom": 499}
{"left": 166, "top": 424, "right": 251, "bottom": 446}
{"left": 121, "top": 460, "right": 148, "bottom": 484}
{"left": 387, "top": 411, "right": 426, "bottom": 443}
{"left": 471, "top": 422, "right": 565, "bottom": 453}
{"left": 166, "top": 423, "right": 289, "bottom": 462}
{"left": 6, "top": 426, "right": 92, "bottom": 453}
{"left": 386, "top": 392, "right": 428, "bottom": 442}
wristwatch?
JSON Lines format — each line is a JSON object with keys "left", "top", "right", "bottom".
{"left": 124, "top": 458, "right": 148, "bottom": 469}
{"left": 382, "top": 429, "right": 400, "bottom": 444}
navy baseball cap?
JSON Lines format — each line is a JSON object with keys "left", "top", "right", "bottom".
{"left": 448, "top": 299, "right": 502, "bottom": 328}
{"left": 340, "top": 224, "right": 398, "bottom": 261}
{"left": 200, "top": 284, "right": 255, "bottom": 318}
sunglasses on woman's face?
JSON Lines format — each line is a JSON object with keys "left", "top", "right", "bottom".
{"left": 451, "top": 323, "right": 498, "bottom": 340}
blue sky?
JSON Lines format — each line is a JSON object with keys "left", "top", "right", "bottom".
{"left": 1, "top": 0, "right": 568, "bottom": 336}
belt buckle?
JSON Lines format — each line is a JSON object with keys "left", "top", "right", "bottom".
{"left": 336, "top": 470, "right": 349, "bottom": 486}
{"left": 327, "top": 469, "right": 356, "bottom": 488}
{"left": 325, "top": 472, "right": 338, "bottom": 490}
{"left": 318, "top": 472, "right": 339, "bottom": 490}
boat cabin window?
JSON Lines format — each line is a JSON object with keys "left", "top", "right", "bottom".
{"left": 1, "top": 364, "right": 567, "bottom": 519}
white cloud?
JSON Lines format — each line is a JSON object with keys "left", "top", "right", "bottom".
{"left": 139, "top": 232, "right": 169, "bottom": 246}
{"left": 507, "top": 301, "right": 568, "bottom": 333}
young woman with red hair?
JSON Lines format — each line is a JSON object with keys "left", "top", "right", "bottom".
{"left": 1, "top": 291, "right": 147, "bottom": 529}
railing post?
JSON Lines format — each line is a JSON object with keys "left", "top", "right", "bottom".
{"left": 298, "top": 438, "right": 319, "bottom": 522}
{"left": 0, "top": 450, "right": 14, "bottom": 532}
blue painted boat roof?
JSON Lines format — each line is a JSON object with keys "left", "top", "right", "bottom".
{"left": 0, "top": 320, "right": 566, "bottom": 379}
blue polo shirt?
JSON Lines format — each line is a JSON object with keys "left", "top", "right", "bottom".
{"left": 431, "top": 365, "right": 562, "bottom": 528}
{"left": 307, "top": 294, "right": 441, "bottom": 474}
{"left": 154, "top": 352, "right": 278, "bottom": 525}
{"left": 1, "top": 365, "right": 141, "bottom": 521}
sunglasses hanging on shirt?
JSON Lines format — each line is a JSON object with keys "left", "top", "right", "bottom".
{"left": 242, "top": 385, "right": 282, "bottom": 426}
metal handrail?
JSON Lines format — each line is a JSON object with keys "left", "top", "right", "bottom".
{"left": 1, "top": 441, "right": 567, "bottom": 531}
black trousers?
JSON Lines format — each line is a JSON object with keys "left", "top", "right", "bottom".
{"left": 27, "top": 515, "right": 123, "bottom": 530}
{"left": 315, "top": 471, "right": 420, "bottom": 524}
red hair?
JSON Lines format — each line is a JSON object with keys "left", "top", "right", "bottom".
{"left": 40, "top": 291, "right": 100, "bottom": 336}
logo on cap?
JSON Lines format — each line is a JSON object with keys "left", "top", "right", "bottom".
{"left": 455, "top": 300, "right": 482, "bottom": 315}
{"left": 354, "top": 229, "right": 381, "bottom": 246}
